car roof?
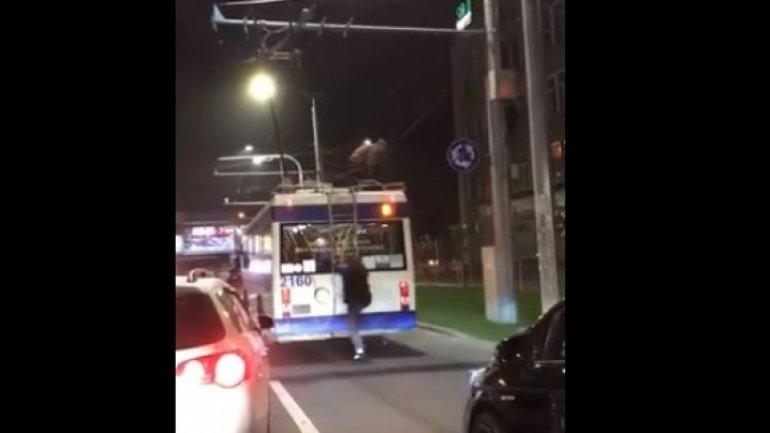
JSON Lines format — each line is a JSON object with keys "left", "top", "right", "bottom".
{"left": 175, "top": 276, "right": 227, "bottom": 295}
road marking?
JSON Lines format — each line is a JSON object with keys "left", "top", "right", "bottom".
{"left": 270, "top": 380, "right": 321, "bottom": 433}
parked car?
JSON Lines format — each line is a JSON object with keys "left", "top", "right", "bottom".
{"left": 464, "top": 300, "right": 565, "bottom": 433}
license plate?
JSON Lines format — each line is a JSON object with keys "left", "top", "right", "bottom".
{"left": 292, "top": 304, "right": 311, "bottom": 315}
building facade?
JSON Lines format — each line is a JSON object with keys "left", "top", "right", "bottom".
{"left": 451, "top": 0, "right": 565, "bottom": 292}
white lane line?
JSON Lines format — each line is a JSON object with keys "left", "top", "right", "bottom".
{"left": 269, "top": 380, "right": 321, "bottom": 433}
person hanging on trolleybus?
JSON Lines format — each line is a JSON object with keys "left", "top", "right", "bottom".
{"left": 339, "top": 253, "right": 372, "bottom": 361}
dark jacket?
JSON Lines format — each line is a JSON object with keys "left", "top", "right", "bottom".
{"left": 340, "top": 260, "right": 371, "bottom": 307}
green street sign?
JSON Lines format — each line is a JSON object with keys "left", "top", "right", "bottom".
{"left": 456, "top": 0, "right": 472, "bottom": 30}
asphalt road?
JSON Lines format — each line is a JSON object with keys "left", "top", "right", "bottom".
{"left": 266, "top": 328, "right": 496, "bottom": 433}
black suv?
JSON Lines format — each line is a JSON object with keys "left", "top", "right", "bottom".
{"left": 464, "top": 300, "right": 565, "bottom": 433}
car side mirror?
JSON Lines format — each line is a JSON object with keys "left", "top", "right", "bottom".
{"left": 257, "top": 315, "right": 274, "bottom": 330}
{"left": 495, "top": 334, "right": 532, "bottom": 363}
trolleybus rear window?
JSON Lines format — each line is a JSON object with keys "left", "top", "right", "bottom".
{"left": 280, "top": 221, "right": 407, "bottom": 274}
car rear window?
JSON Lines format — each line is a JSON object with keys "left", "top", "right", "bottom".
{"left": 176, "top": 290, "right": 225, "bottom": 350}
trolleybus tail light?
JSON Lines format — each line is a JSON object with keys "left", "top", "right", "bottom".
{"left": 399, "top": 281, "right": 410, "bottom": 310}
{"left": 281, "top": 287, "right": 291, "bottom": 317}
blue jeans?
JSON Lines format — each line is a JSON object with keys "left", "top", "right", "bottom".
{"left": 346, "top": 303, "right": 365, "bottom": 353}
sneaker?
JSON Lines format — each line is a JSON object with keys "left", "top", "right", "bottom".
{"left": 352, "top": 351, "right": 367, "bottom": 362}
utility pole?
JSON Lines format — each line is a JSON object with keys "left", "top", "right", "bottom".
{"left": 457, "top": 172, "right": 470, "bottom": 288}
{"left": 484, "top": 0, "right": 519, "bottom": 324}
{"left": 521, "top": 0, "right": 561, "bottom": 312}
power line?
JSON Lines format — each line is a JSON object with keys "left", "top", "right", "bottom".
{"left": 392, "top": 88, "right": 450, "bottom": 145}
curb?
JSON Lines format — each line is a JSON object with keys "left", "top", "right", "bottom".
{"left": 417, "top": 321, "right": 497, "bottom": 349}
{"left": 415, "top": 282, "right": 482, "bottom": 288}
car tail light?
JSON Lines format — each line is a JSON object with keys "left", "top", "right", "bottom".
{"left": 399, "top": 281, "right": 410, "bottom": 310}
{"left": 176, "top": 351, "right": 251, "bottom": 388}
{"left": 178, "top": 359, "right": 206, "bottom": 383}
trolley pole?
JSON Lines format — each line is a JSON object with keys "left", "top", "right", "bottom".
{"left": 311, "top": 97, "right": 322, "bottom": 183}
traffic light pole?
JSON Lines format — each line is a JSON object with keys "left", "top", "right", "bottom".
{"left": 212, "top": 8, "right": 485, "bottom": 36}
{"left": 521, "top": 0, "right": 561, "bottom": 312}
{"left": 483, "top": 0, "right": 519, "bottom": 324}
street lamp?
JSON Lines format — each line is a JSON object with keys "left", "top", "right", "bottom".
{"left": 247, "top": 71, "right": 286, "bottom": 181}
{"left": 247, "top": 72, "right": 276, "bottom": 103}
{"left": 244, "top": 144, "right": 254, "bottom": 153}
{"left": 245, "top": 72, "right": 325, "bottom": 185}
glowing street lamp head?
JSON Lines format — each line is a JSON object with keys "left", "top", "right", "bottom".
{"left": 244, "top": 144, "right": 254, "bottom": 152}
{"left": 248, "top": 72, "right": 276, "bottom": 103}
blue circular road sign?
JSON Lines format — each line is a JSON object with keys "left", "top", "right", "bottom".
{"left": 447, "top": 138, "right": 480, "bottom": 172}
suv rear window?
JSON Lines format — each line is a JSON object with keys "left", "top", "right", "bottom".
{"left": 176, "top": 290, "right": 225, "bottom": 350}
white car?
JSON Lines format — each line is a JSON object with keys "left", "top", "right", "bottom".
{"left": 176, "top": 270, "right": 274, "bottom": 433}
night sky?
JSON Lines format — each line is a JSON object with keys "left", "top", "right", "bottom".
{"left": 176, "top": 0, "right": 461, "bottom": 236}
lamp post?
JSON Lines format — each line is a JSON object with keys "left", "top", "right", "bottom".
{"left": 217, "top": 153, "right": 304, "bottom": 186}
{"left": 247, "top": 72, "right": 286, "bottom": 182}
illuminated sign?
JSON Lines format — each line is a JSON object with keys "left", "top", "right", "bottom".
{"left": 177, "top": 225, "right": 236, "bottom": 255}
{"left": 456, "top": 0, "right": 472, "bottom": 30}
{"left": 190, "top": 226, "right": 235, "bottom": 237}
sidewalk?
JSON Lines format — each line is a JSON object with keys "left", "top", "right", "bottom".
{"left": 417, "top": 321, "right": 497, "bottom": 350}
{"left": 416, "top": 283, "right": 540, "bottom": 343}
